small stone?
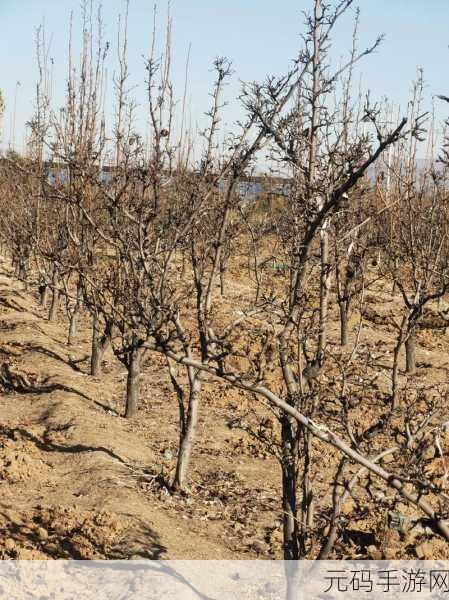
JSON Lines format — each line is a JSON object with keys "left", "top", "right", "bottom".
{"left": 53, "top": 524, "right": 66, "bottom": 537}
{"left": 45, "top": 543, "right": 59, "bottom": 555}
{"left": 367, "top": 545, "right": 382, "bottom": 560}
{"left": 4, "top": 538, "right": 15, "bottom": 552}
{"left": 415, "top": 542, "right": 430, "bottom": 560}
{"left": 410, "top": 522, "right": 426, "bottom": 538}
{"left": 36, "top": 526, "right": 48, "bottom": 541}
{"left": 382, "top": 453, "right": 395, "bottom": 464}
{"left": 163, "top": 449, "right": 173, "bottom": 460}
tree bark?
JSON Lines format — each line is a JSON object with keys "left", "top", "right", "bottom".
{"left": 339, "top": 300, "right": 348, "bottom": 346}
{"left": 125, "top": 346, "right": 141, "bottom": 418}
{"left": 18, "top": 261, "right": 27, "bottom": 290}
{"left": 303, "top": 430, "right": 314, "bottom": 530}
{"left": 90, "top": 315, "right": 102, "bottom": 376}
{"left": 67, "top": 280, "right": 82, "bottom": 346}
{"left": 90, "top": 315, "right": 111, "bottom": 376}
{"left": 172, "top": 376, "right": 202, "bottom": 491}
{"left": 392, "top": 280, "right": 397, "bottom": 295}
{"left": 48, "top": 266, "right": 60, "bottom": 321}
{"left": 68, "top": 311, "right": 77, "bottom": 346}
{"left": 48, "top": 288, "right": 59, "bottom": 321}
{"left": 318, "top": 217, "right": 331, "bottom": 355}
{"left": 405, "top": 328, "right": 416, "bottom": 374}
{"left": 392, "top": 315, "right": 407, "bottom": 409}
{"left": 281, "top": 416, "right": 299, "bottom": 560}
{"left": 39, "top": 284, "right": 49, "bottom": 308}
{"left": 219, "top": 262, "right": 225, "bottom": 297}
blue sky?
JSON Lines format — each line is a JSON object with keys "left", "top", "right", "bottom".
{"left": 1, "top": 0, "right": 448, "bottom": 154}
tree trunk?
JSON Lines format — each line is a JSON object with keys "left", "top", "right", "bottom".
{"left": 405, "top": 328, "right": 416, "bottom": 374}
{"left": 18, "top": 262, "right": 27, "bottom": 290}
{"left": 339, "top": 300, "right": 348, "bottom": 346}
{"left": 282, "top": 460, "right": 299, "bottom": 560}
{"left": 67, "top": 281, "right": 82, "bottom": 346}
{"left": 48, "top": 266, "right": 60, "bottom": 321}
{"left": 392, "top": 315, "right": 407, "bottom": 409}
{"left": 90, "top": 314, "right": 111, "bottom": 376}
{"left": 90, "top": 323, "right": 102, "bottom": 376}
{"left": 48, "top": 288, "right": 59, "bottom": 321}
{"left": 39, "top": 284, "right": 49, "bottom": 307}
{"left": 392, "top": 341, "right": 401, "bottom": 410}
{"left": 172, "top": 376, "right": 202, "bottom": 491}
{"left": 392, "top": 261, "right": 399, "bottom": 295}
{"left": 219, "top": 264, "right": 225, "bottom": 296}
{"left": 318, "top": 218, "right": 331, "bottom": 354}
{"left": 281, "top": 416, "right": 299, "bottom": 560}
{"left": 219, "top": 255, "right": 226, "bottom": 297}
{"left": 303, "top": 430, "right": 314, "bottom": 530}
{"left": 68, "top": 311, "right": 77, "bottom": 346}
{"left": 125, "top": 346, "right": 141, "bottom": 418}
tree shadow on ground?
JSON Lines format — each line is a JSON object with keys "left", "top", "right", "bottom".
{"left": 0, "top": 295, "right": 41, "bottom": 319}
{"left": 3, "top": 425, "right": 129, "bottom": 467}
{"left": 76, "top": 560, "right": 216, "bottom": 599}
{"left": 0, "top": 505, "right": 166, "bottom": 560}
{"left": 1, "top": 362, "right": 119, "bottom": 415}
{"left": 24, "top": 343, "right": 88, "bottom": 374}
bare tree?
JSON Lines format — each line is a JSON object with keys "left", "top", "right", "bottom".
{"left": 139, "top": 0, "right": 412, "bottom": 560}
{"left": 378, "top": 74, "right": 449, "bottom": 407}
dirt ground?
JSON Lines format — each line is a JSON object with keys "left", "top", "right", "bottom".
{"left": 0, "top": 259, "right": 284, "bottom": 560}
{"left": 1, "top": 257, "right": 449, "bottom": 560}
